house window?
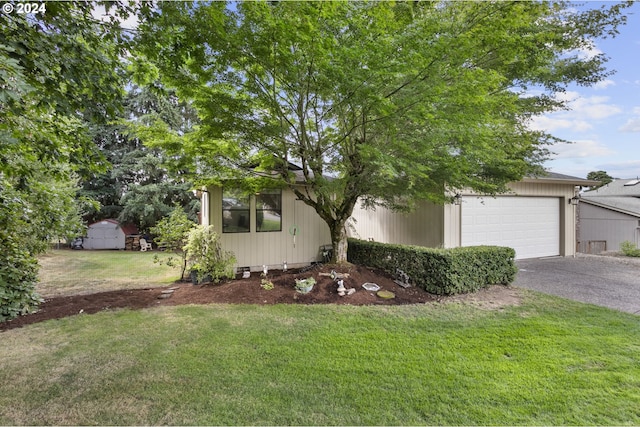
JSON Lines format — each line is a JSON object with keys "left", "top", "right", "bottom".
{"left": 256, "top": 190, "right": 282, "bottom": 232}
{"left": 222, "top": 188, "right": 250, "bottom": 233}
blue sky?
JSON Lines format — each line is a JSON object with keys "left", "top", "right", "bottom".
{"left": 534, "top": 1, "right": 640, "bottom": 180}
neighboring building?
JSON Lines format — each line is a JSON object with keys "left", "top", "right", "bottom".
{"left": 84, "top": 219, "right": 139, "bottom": 250}
{"left": 200, "top": 171, "right": 596, "bottom": 269}
{"left": 578, "top": 178, "right": 640, "bottom": 254}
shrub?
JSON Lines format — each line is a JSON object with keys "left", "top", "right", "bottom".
{"left": 184, "top": 225, "right": 236, "bottom": 284}
{"left": 620, "top": 241, "right": 640, "bottom": 257}
{"left": 347, "top": 238, "right": 517, "bottom": 295}
{"left": 150, "top": 205, "right": 197, "bottom": 280}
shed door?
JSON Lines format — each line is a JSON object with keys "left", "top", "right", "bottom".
{"left": 461, "top": 197, "right": 560, "bottom": 259}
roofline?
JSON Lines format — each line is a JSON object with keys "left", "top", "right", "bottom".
{"left": 580, "top": 198, "right": 640, "bottom": 218}
{"left": 521, "top": 176, "right": 600, "bottom": 186}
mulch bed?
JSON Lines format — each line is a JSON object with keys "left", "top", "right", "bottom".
{"left": 1, "top": 264, "right": 522, "bottom": 331}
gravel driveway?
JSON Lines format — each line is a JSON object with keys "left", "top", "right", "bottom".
{"left": 514, "top": 254, "right": 640, "bottom": 315}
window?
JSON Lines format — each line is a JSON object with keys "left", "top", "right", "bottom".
{"left": 256, "top": 190, "right": 282, "bottom": 232}
{"left": 222, "top": 188, "right": 250, "bottom": 233}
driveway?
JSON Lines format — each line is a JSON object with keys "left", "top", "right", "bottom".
{"left": 514, "top": 254, "right": 640, "bottom": 315}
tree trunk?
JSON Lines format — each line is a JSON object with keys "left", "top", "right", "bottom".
{"left": 329, "top": 221, "right": 349, "bottom": 264}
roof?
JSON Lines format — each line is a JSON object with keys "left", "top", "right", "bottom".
{"left": 88, "top": 219, "right": 139, "bottom": 235}
{"left": 521, "top": 171, "right": 600, "bottom": 186}
{"left": 580, "top": 196, "right": 640, "bottom": 218}
{"left": 582, "top": 178, "right": 640, "bottom": 197}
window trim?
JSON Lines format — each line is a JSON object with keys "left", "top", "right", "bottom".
{"left": 221, "top": 188, "right": 251, "bottom": 233}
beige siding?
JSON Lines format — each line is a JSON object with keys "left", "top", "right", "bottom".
{"left": 348, "top": 180, "right": 580, "bottom": 258}
{"left": 208, "top": 186, "right": 331, "bottom": 271}
{"left": 349, "top": 201, "right": 444, "bottom": 247}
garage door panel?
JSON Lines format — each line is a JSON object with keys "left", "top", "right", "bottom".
{"left": 461, "top": 197, "right": 560, "bottom": 259}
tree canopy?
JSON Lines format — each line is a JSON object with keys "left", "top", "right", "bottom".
{"left": 135, "top": 0, "right": 631, "bottom": 262}
{"left": 1, "top": 1, "right": 132, "bottom": 320}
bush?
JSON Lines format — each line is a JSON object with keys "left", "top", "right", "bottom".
{"left": 150, "top": 205, "right": 197, "bottom": 280}
{"left": 184, "top": 225, "right": 236, "bottom": 284}
{"left": 347, "top": 239, "right": 517, "bottom": 295}
{"left": 620, "top": 241, "right": 640, "bottom": 257}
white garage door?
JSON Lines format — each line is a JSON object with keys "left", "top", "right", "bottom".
{"left": 461, "top": 197, "right": 560, "bottom": 259}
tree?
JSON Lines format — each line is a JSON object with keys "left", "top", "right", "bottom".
{"left": 0, "top": 2, "right": 131, "bottom": 320}
{"left": 79, "top": 86, "right": 201, "bottom": 232}
{"left": 586, "top": 170, "right": 614, "bottom": 189}
{"left": 135, "top": 1, "right": 631, "bottom": 262}
{"left": 150, "top": 205, "right": 197, "bottom": 281}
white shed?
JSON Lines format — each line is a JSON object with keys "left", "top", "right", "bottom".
{"left": 84, "top": 219, "right": 137, "bottom": 250}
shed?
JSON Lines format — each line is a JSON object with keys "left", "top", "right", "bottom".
{"left": 84, "top": 219, "right": 139, "bottom": 250}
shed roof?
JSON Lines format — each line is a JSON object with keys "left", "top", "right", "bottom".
{"left": 88, "top": 219, "right": 139, "bottom": 235}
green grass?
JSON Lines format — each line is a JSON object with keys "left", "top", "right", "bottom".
{"left": 37, "top": 249, "right": 180, "bottom": 297}
{"left": 2, "top": 294, "right": 639, "bottom": 425}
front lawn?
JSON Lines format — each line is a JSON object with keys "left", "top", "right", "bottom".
{"left": 1, "top": 294, "right": 639, "bottom": 425}
{"left": 37, "top": 249, "right": 179, "bottom": 297}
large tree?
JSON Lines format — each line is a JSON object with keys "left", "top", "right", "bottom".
{"left": 80, "top": 86, "right": 201, "bottom": 231}
{"left": 135, "top": 1, "right": 630, "bottom": 262}
{"left": 0, "top": 2, "right": 131, "bottom": 320}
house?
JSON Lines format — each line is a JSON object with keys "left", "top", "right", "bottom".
{"left": 349, "top": 172, "right": 597, "bottom": 260}
{"left": 199, "top": 165, "right": 332, "bottom": 271}
{"left": 84, "top": 219, "right": 139, "bottom": 250}
{"left": 578, "top": 178, "right": 640, "bottom": 254}
{"left": 200, "top": 171, "right": 596, "bottom": 268}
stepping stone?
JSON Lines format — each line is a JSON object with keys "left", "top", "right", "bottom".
{"left": 161, "top": 290, "right": 175, "bottom": 294}
{"left": 158, "top": 293, "right": 172, "bottom": 299}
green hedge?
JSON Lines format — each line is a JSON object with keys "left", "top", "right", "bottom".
{"left": 347, "top": 239, "right": 517, "bottom": 295}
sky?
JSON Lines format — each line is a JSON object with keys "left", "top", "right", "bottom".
{"left": 532, "top": 1, "right": 640, "bottom": 180}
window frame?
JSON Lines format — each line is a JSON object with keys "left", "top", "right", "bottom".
{"left": 221, "top": 188, "right": 251, "bottom": 233}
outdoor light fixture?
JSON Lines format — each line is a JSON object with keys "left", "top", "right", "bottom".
{"left": 454, "top": 193, "right": 462, "bottom": 206}
{"left": 569, "top": 196, "right": 579, "bottom": 206}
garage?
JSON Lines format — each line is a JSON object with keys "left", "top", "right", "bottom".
{"left": 461, "top": 196, "right": 560, "bottom": 259}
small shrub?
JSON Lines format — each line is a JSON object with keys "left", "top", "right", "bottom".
{"left": 260, "top": 278, "right": 274, "bottom": 290}
{"left": 620, "top": 241, "right": 640, "bottom": 257}
{"left": 150, "top": 205, "right": 197, "bottom": 280}
{"left": 184, "top": 225, "right": 236, "bottom": 284}
{"left": 347, "top": 238, "right": 517, "bottom": 295}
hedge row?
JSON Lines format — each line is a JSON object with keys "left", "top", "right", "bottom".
{"left": 347, "top": 239, "right": 517, "bottom": 295}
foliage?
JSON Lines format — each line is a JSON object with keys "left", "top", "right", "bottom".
{"left": 134, "top": 1, "right": 631, "bottom": 262}
{"left": 184, "top": 225, "right": 236, "bottom": 284}
{"left": 294, "top": 277, "right": 316, "bottom": 294}
{"left": 150, "top": 205, "right": 197, "bottom": 280}
{"left": 260, "top": 278, "right": 274, "bottom": 290}
{"left": 80, "top": 86, "right": 201, "bottom": 231}
{"left": 586, "top": 170, "right": 614, "bottom": 189}
{"left": 620, "top": 241, "right": 640, "bottom": 257}
{"left": 348, "top": 238, "right": 517, "bottom": 295}
{"left": 0, "top": 2, "right": 131, "bottom": 320}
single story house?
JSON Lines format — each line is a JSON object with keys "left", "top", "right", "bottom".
{"left": 84, "top": 219, "right": 139, "bottom": 250}
{"left": 578, "top": 178, "right": 640, "bottom": 254}
{"left": 199, "top": 172, "right": 596, "bottom": 269}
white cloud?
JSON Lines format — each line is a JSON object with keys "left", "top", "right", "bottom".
{"left": 619, "top": 107, "right": 640, "bottom": 133}
{"left": 593, "top": 79, "right": 615, "bottom": 90}
{"left": 549, "top": 139, "right": 615, "bottom": 160}
{"left": 92, "top": 4, "right": 139, "bottom": 30}
{"left": 529, "top": 92, "right": 622, "bottom": 133}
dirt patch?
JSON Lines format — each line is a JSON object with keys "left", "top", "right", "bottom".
{"left": 1, "top": 264, "right": 522, "bottom": 331}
